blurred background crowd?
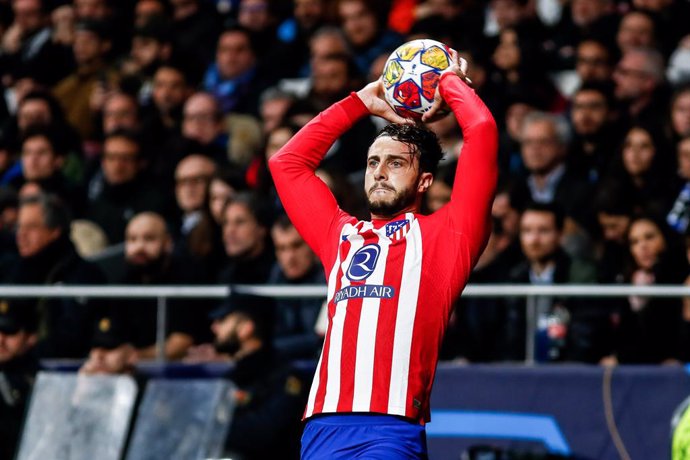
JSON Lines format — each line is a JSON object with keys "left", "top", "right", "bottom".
{"left": 1, "top": 0, "right": 690, "bottom": 373}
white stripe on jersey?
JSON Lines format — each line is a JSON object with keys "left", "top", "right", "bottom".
{"left": 321, "top": 229, "right": 366, "bottom": 412}
{"left": 305, "top": 223, "right": 354, "bottom": 417}
{"left": 351, "top": 232, "right": 391, "bottom": 411}
{"left": 388, "top": 217, "right": 422, "bottom": 414}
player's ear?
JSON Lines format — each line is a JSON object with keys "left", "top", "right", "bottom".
{"left": 417, "top": 172, "right": 433, "bottom": 193}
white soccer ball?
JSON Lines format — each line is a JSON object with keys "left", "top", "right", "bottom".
{"left": 381, "top": 39, "right": 453, "bottom": 119}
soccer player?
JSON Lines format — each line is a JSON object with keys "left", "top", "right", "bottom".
{"left": 269, "top": 51, "right": 498, "bottom": 459}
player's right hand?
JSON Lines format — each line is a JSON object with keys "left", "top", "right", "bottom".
{"left": 356, "top": 79, "right": 414, "bottom": 125}
{"left": 422, "top": 50, "right": 472, "bottom": 123}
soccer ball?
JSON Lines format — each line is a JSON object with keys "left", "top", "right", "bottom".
{"left": 382, "top": 39, "right": 452, "bottom": 120}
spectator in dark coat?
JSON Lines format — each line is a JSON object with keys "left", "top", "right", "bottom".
{"left": 12, "top": 126, "right": 82, "bottom": 210}
{"left": 139, "top": 62, "right": 193, "bottom": 184}
{"left": 269, "top": 214, "right": 325, "bottom": 360}
{"left": 0, "top": 0, "right": 73, "bottom": 86}
{"left": 602, "top": 123, "right": 677, "bottom": 218}
{"left": 0, "top": 300, "right": 39, "bottom": 460}
{"left": 593, "top": 182, "right": 634, "bottom": 284}
{"left": 170, "top": 0, "right": 222, "bottom": 69}
{"left": 499, "top": 202, "right": 612, "bottom": 363}
{"left": 567, "top": 81, "right": 625, "bottom": 183}
{"left": 112, "top": 211, "right": 210, "bottom": 360}
{"left": 445, "top": 183, "right": 524, "bottom": 362}
{"left": 210, "top": 292, "right": 306, "bottom": 460}
{"left": 5, "top": 193, "right": 107, "bottom": 358}
{"left": 607, "top": 215, "right": 688, "bottom": 364}
{"left": 613, "top": 46, "right": 671, "bottom": 134}
{"left": 173, "top": 154, "right": 221, "bottom": 278}
{"left": 85, "top": 129, "right": 168, "bottom": 244}
{"left": 513, "top": 111, "right": 595, "bottom": 243}
{"left": 218, "top": 191, "right": 275, "bottom": 285}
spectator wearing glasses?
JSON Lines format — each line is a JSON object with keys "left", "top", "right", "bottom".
{"left": 613, "top": 46, "right": 670, "bottom": 133}
{"left": 173, "top": 154, "right": 218, "bottom": 270}
{"left": 567, "top": 81, "right": 624, "bottom": 182}
{"left": 575, "top": 38, "right": 616, "bottom": 85}
{"left": 85, "top": 130, "right": 167, "bottom": 244}
{"left": 181, "top": 92, "right": 230, "bottom": 166}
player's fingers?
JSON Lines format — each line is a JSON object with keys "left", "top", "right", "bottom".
{"left": 459, "top": 57, "right": 468, "bottom": 75}
{"left": 421, "top": 98, "right": 443, "bottom": 123}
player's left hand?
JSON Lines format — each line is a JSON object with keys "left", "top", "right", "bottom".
{"left": 357, "top": 79, "right": 415, "bottom": 125}
{"left": 422, "top": 50, "right": 471, "bottom": 123}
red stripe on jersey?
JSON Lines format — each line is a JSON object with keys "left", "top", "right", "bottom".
{"left": 312, "top": 235, "right": 353, "bottom": 414}
{"left": 369, "top": 236, "right": 407, "bottom": 414}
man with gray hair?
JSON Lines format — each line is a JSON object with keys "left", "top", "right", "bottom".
{"left": 514, "top": 112, "right": 595, "bottom": 241}
{"left": 613, "top": 46, "right": 670, "bottom": 131}
{"left": 3, "top": 193, "right": 107, "bottom": 358}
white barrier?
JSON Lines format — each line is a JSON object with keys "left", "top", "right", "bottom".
{"left": 2, "top": 284, "right": 689, "bottom": 363}
{"left": 2, "top": 284, "right": 690, "bottom": 298}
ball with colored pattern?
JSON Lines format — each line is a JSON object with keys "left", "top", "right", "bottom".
{"left": 382, "top": 39, "right": 452, "bottom": 120}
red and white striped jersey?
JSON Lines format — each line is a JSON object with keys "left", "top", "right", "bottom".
{"left": 269, "top": 73, "right": 498, "bottom": 424}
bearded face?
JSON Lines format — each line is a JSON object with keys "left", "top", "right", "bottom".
{"left": 364, "top": 136, "right": 431, "bottom": 218}
{"left": 366, "top": 180, "right": 417, "bottom": 216}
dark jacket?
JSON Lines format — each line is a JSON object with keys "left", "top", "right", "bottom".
{"left": 514, "top": 167, "right": 596, "bottom": 231}
{"left": 86, "top": 175, "right": 169, "bottom": 244}
{"left": 0, "top": 351, "right": 39, "bottom": 460}
{"left": 113, "top": 252, "right": 211, "bottom": 348}
{"left": 446, "top": 240, "right": 523, "bottom": 362}
{"left": 217, "top": 248, "right": 275, "bottom": 285}
{"left": 268, "top": 262, "right": 326, "bottom": 360}
{"left": 6, "top": 235, "right": 107, "bottom": 358}
{"left": 224, "top": 346, "right": 307, "bottom": 460}
{"left": 499, "top": 249, "right": 613, "bottom": 363}
{"left": 615, "top": 253, "right": 687, "bottom": 364}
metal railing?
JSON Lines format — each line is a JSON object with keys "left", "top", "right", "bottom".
{"left": 2, "top": 284, "right": 689, "bottom": 363}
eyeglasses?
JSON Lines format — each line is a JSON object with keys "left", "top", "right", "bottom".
{"left": 103, "top": 152, "right": 138, "bottom": 162}
{"left": 521, "top": 137, "right": 559, "bottom": 147}
{"left": 175, "top": 175, "right": 211, "bottom": 187}
{"left": 183, "top": 113, "right": 217, "bottom": 123}
{"left": 614, "top": 65, "right": 650, "bottom": 79}
{"left": 576, "top": 56, "right": 608, "bottom": 66}
{"left": 572, "top": 101, "right": 606, "bottom": 111}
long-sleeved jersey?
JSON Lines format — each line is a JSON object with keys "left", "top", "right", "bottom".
{"left": 269, "top": 73, "right": 498, "bottom": 424}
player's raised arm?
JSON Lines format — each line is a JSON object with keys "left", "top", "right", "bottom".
{"left": 268, "top": 93, "right": 370, "bottom": 257}
{"left": 432, "top": 55, "right": 499, "bottom": 265}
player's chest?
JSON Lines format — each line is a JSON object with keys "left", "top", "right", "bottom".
{"left": 335, "top": 215, "right": 422, "bottom": 281}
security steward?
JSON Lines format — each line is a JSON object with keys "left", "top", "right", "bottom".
{"left": 210, "top": 292, "right": 308, "bottom": 460}
{"left": 0, "top": 300, "right": 40, "bottom": 459}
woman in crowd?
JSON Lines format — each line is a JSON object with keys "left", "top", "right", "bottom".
{"left": 609, "top": 215, "right": 688, "bottom": 363}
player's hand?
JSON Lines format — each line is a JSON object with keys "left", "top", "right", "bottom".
{"left": 422, "top": 50, "right": 471, "bottom": 123}
{"left": 356, "top": 79, "right": 414, "bottom": 125}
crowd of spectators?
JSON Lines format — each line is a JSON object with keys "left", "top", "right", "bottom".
{"left": 2, "top": 0, "right": 690, "bottom": 374}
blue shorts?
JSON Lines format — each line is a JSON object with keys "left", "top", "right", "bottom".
{"left": 301, "top": 413, "right": 428, "bottom": 460}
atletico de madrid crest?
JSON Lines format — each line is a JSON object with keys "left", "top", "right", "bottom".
{"left": 385, "top": 219, "right": 411, "bottom": 241}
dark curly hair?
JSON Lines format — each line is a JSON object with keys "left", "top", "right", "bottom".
{"left": 376, "top": 124, "right": 444, "bottom": 175}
